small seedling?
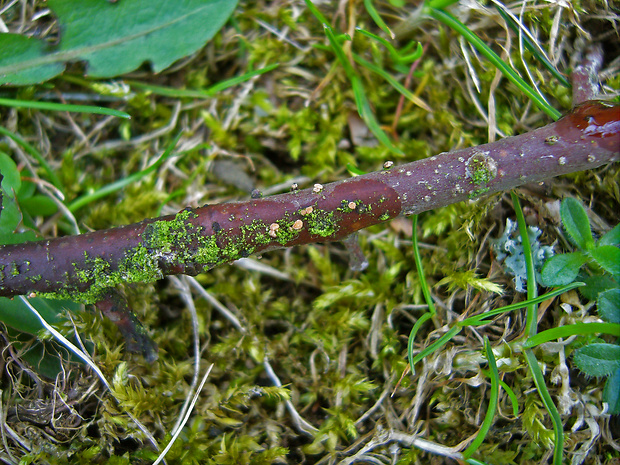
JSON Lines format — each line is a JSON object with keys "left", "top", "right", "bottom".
{"left": 542, "top": 198, "right": 620, "bottom": 287}
{"left": 541, "top": 197, "right": 620, "bottom": 413}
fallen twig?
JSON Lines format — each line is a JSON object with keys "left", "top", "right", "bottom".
{"left": 0, "top": 47, "right": 618, "bottom": 358}
{"left": 1, "top": 99, "right": 618, "bottom": 303}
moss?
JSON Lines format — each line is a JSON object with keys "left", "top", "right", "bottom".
{"left": 466, "top": 152, "right": 497, "bottom": 187}
{"left": 468, "top": 187, "right": 490, "bottom": 199}
{"left": 1, "top": 1, "right": 614, "bottom": 463}
{"left": 10, "top": 262, "right": 19, "bottom": 276}
{"left": 303, "top": 207, "right": 338, "bottom": 237}
{"left": 143, "top": 208, "right": 198, "bottom": 251}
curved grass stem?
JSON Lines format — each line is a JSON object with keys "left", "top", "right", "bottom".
{"left": 463, "top": 337, "right": 500, "bottom": 459}
{"left": 512, "top": 191, "right": 564, "bottom": 465}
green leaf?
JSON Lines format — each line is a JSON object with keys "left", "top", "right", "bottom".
{"left": 0, "top": 188, "right": 38, "bottom": 245}
{"left": 604, "top": 369, "right": 620, "bottom": 415}
{"left": 579, "top": 274, "right": 618, "bottom": 300}
{"left": 18, "top": 195, "right": 59, "bottom": 218}
{"left": 0, "top": 296, "right": 80, "bottom": 336}
{"left": 0, "top": 151, "right": 21, "bottom": 197}
{"left": 0, "top": 0, "right": 238, "bottom": 85}
{"left": 598, "top": 223, "right": 620, "bottom": 247}
{"left": 589, "top": 245, "right": 620, "bottom": 277}
{"left": 560, "top": 198, "right": 594, "bottom": 250}
{"left": 0, "top": 35, "right": 65, "bottom": 85}
{"left": 573, "top": 343, "right": 620, "bottom": 378}
{"left": 598, "top": 288, "right": 620, "bottom": 324}
{"left": 541, "top": 252, "right": 588, "bottom": 286}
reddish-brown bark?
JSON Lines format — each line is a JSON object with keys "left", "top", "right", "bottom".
{"left": 0, "top": 100, "right": 618, "bottom": 304}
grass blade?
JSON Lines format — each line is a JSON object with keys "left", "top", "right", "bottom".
{"left": 511, "top": 192, "right": 538, "bottom": 337}
{"left": 353, "top": 53, "right": 431, "bottom": 111}
{"left": 463, "top": 338, "right": 499, "bottom": 459}
{"left": 0, "top": 125, "right": 63, "bottom": 191}
{"left": 127, "top": 64, "right": 279, "bottom": 98}
{"left": 523, "top": 322, "right": 620, "bottom": 348}
{"left": 363, "top": 0, "right": 394, "bottom": 39}
{"left": 513, "top": 191, "right": 564, "bottom": 465}
{"left": 461, "top": 282, "right": 584, "bottom": 326}
{"left": 408, "top": 215, "right": 439, "bottom": 370}
{"left": 68, "top": 132, "right": 183, "bottom": 212}
{"left": 492, "top": 4, "right": 570, "bottom": 88}
{"left": 426, "top": 0, "right": 460, "bottom": 8}
{"left": 303, "top": 0, "right": 330, "bottom": 27}
{"left": 0, "top": 97, "right": 130, "bottom": 119}
{"left": 355, "top": 27, "right": 423, "bottom": 64}
{"left": 410, "top": 326, "right": 461, "bottom": 367}
{"left": 498, "top": 377, "right": 520, "bottom": 417}
{"left": 525, "top": 349, "right": 564, "bottom": 465}
{"left": 323, "top": 25, "right": 402, "bottom": 154}
{"left": 428, "top": 7, "right": 562, "bottom": 121}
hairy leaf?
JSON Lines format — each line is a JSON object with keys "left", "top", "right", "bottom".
{"left": 0, "top": 0, "right": 238, "bottom": 85}
{"left": 560, "top": 197, "right": 594, "bottom": 250}
{"left": 0, "top": 190, "right": 38, "bottom": 245}
{"left": 541, "top": 252, "right": 588, "bottom": 286}
{"left": 598, "top": 289, "right": 620, "bottom": 324}
{"left": 0, "top": 151, "right": 21, "bottom": 196}
{"left": 579, "top": 274, "right": 619, "bottom": 300}
{"left": 573, "top": 343, "right": 620, "bottom": 378}
{"left": 589, "top": 245, "right": 620, "bottom": 277}
{"left": 0, "top": 35, "right": 65, "bottom": 85}
{"left": 598, "top": 223, "right": 620, "bottom": 247}
{"left": 604, "top": 369, "right": 620, "bottom": 414}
